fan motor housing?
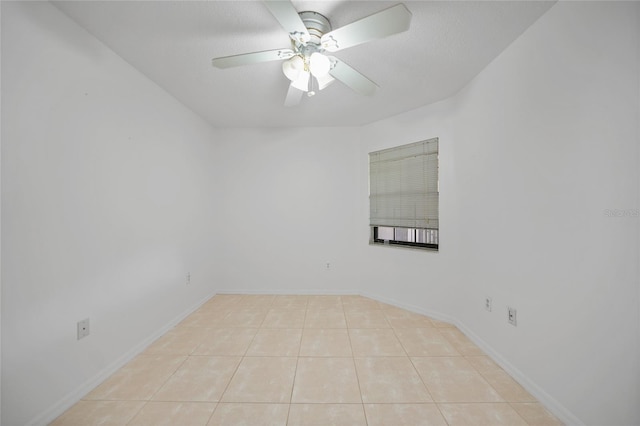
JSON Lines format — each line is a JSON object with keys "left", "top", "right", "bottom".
{"left": 298, "top": 11, "right": 331, "bottom": 45}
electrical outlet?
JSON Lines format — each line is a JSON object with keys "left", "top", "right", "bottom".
{"left": 186, "top": 272, "right": 190, "bottom": 285}
{"left": 507, "top": 307, "right": 517, "bottom": 326}
{"left": 326, "top": 262, "right": 330, "bottom": 270}
{"left": 77, "top": 318, "right": 90, "bottom": 340}
{"left": 485, "top": 297, "right": 492, "bottom": 312}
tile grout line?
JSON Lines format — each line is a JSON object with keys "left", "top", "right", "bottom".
{"left": 208, "top": 295, "right": 263, "bottom": 420}
{"left": 390, "top": 322, "right": 439, "bottom": 405}
{"left": 120, "top": 353, "right": 191, "bottom": 425}
{"left": 343, "top": 298, "right": 370, "bottom": 426}
{"left": 285, "top": 298, "right": 309, "bottom": 425}
{"left": 194, "top": 296, "right": 237, "bottom": 425}
{"left": 387, "top": 317, "right": 452, "bottom": 425}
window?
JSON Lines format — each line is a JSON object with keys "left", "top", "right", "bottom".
{"left": 369, "top": 138, "right": 439, "bottom": 250}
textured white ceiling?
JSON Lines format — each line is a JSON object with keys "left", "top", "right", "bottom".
{"left": 52, "top": 0, "right": 555, "bottom": 128}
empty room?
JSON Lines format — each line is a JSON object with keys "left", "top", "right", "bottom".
{"left": 2, "top": 1, "right": 639, "bottom": 425}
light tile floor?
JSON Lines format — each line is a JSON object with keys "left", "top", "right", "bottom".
{"left": 51, "top": 295, "right": 563, "bottom": 425}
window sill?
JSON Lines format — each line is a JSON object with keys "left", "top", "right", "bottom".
{"left": 368, "top": 241, "right": 439, "bottom": 252}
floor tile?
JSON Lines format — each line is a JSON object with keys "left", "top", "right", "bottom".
{"left": 192, "top": 328, "right": 257, "bottom": 356}
{"left": 304, "top": 309, "right": 346, "bottom": 328}
{"left": 235, "top": 295, "right": 275, "bottom": 309}
{"left": 245, "top": 328, "right": 302, "bottom": 356}
{"left": 261, "top": 308, "right": 306, "bottom": 328}
{"left": 438, "top": 403, "right": 528, "bottom": 425}
{"left": 438, "top": 328, "right": 485, "bottom": 356}
{"left": 510, "top": 403, "right": 564, "bottom": 425}
{"left": 195, "top": 302, "right": 236, "bottom": 317}
{"left": 59, "top": 294, "right": 558, "bottom": 426}
{"left": 178, "top": 311, "right": 228, "bottom": 328}
{"left": 152, "top": 356, "right": 240, "bottom": 402}
{"left": 349, "top": 329, "right": 406, "bottom": 356}
{"left": 200, "top": 294, "right": 239, "bottom": 306}
{"left": 342, "top": 296, "right": 382, "bottom": 310}
{"left": 306, "top": 295, "right": 343, "bottom": 309}
{"left": 465, "top": 355, "right": 502, "bottom": 373}
{"left": 128, "top": 401, "right": 216, "bottom": 426}
{"left": 481, "top": 369, "right": 537, "bottom": 402}
{"left": 292, "top": 357, "right": 361, "bottom": 403}
{"left": 288, "top": 404, "right": 367, "bottom": 426}
{"left": 50, "top": 400, "right": 144, "bottom": 425}
{"left": 299, "top": 329, "right": 353, "bottom": 357}
{"left": 379, "top": 304, "right": 409, "bottom": 315}
{"left": 430, "top": 319, "right": 455, "bottom": 328}
{"left": 355, "top": 357, "right": 432, "bottom": 403}
{"left": 143, "top": 328, "right": 205, "bottom": 356}
{"left": 345, "top": 310, "right": 390, "bottom": 328}
{"left": 394, "top": 328, "right": 460, "bottom": 356}
{"left": 384, "top": 311, "right": 435, "bottom": 328}
{"left": 207, "top": 403, "right": 289, "bottom": 426}
{"left": 221, "top": 357, "right": 297, "bottom": 403}
{"left": 364, "top": 403, "right": 447, "bottom": 426}
{"left": 271, "top": 295, "right": 309, "bottom": 309}
{"left": 412, "top": 357, "right": 503, "bottom": 403}
{"left": 84, "top": 355, "right": 186, "bottom": 400}
{"left": 222, "top": 309, "right": 268, "bottom": 327}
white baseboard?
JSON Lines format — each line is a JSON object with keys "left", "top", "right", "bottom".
{"left": 216, "top": 288, "right": 360, "bottom": 296}
{"left": 28, "top": 289, "right": 218, "bottom": 426}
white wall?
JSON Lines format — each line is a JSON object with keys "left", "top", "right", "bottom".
{"left": 359, "top": 2, "right": 640, "bottom": 425}
{"left": 453, "top": 3, "right": 639, "bottom": 424}
{"left": 358, "top": 98, "right": 460, "bottom": 320}
{"left": 0, "top": 2, "right": 4, "bottom": 422}
{"left": 2, "top": 1, "right": 639, "bottom": 425}
{"left": 1, "top": 2, "right": 221, "bottom": 425}
{"left": 215, "top": 127, "right": 361, "bottom": 295}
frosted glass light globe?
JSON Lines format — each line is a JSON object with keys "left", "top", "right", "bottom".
{"left": 282, "top": 55, "right": 304, "bottom": 81}
{"left": 291, "top": 71, "right": 310, "bottom": 91}
{"left": 309, "top": 52, "right": 331, "bottom": 77}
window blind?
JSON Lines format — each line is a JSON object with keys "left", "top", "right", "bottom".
{"left": 369, "top": 138, "right": 438, "bottom": 229}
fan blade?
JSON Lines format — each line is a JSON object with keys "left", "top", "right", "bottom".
{"left": 328, "top": 57, "right": 378, "bottom": 96}
{"left": 212, "top": 48, "right": 294, "bottom": 69}
{"left": 316, "top": 73, "right": 335, "bottom": 91}
{"left": 264, "top": 0, "right": 311, "bottom": 44}
{"left": 284, "top": 83, "right": 305, "bottom": 107}
{"left": 321, "top": 4, "right": 412, "bottom": 53}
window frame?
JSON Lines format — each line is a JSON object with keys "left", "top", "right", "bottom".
{"left": 368, "top": 138, "right": 439, "bottom": 251}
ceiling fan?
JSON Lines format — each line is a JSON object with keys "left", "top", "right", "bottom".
{"left": 211, "top": 1, "right": 412, "bottom": 107}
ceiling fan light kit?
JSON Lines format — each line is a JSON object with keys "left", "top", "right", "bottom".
{"left": 211, "top": 1, "right": 412, "bottom": 106}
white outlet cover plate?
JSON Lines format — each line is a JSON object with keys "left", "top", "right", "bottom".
{"left": 507, "top": 307, "right": 517, "bottom": 326}
{"left": 485, "top": 297, "right": 492, "bottom": 311}
{"left": 77, "top": 318, "right": 90, "bottom": 340}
